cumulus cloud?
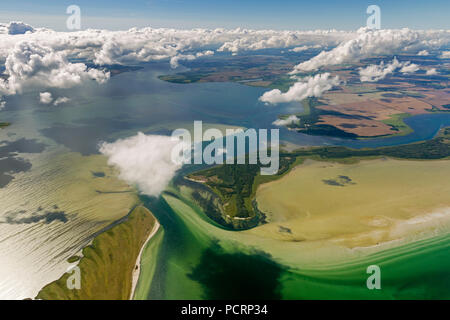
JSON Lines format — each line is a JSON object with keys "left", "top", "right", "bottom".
{"left": 0, "top": 24, "right": 350, "bottom": 96}
{"left": 359, "top": 58, "right": 419, "bottom": 82}
{"left": 426, "top": 68, "right": 438, "bottom": 75}
{"left": 0, "top": 41, "right": 109, "bottom": 96}
{"left": 0, "top": 22, "right": 448, "bottom": 103}
{"left": 39, "top": 92, "right": 53, "bottom": 104}
{"left": 170, "top": 50, "right": 214, "bottom": 68}
{"left": 217, "top": 29, "right": 353, "bottom": 54}
{"left": 291, "top": 28, "right": 450, "bottom": 73}
{"left": 39, "top": 92, "right": 70, "bottom": 106}
{"left": 53, "top": 97, "right": 70, "bottom": 106}
{"left": 0, "top": 99, "right": 5, "bottom": 110}
{"left": 400, "top": 62, "right": 420, "bottom": 73}
{"left": 359, "top": 58, "right": 403, "bottom": 82}
{"left": 99, "top": 133, "right": 188, "bottom": 197}
{"left": 272, "top": 115, "right": 300, "bottom": 126}
{"left": 440, "top": 51, "right": 450, "bottom": 59}
{"left": 0, "top": 21, "right": 34, "bottom": 35}
{"left": 417, "top": 50, "right": 429, "bottom": 56}
{"left": 260, "top": 73, "right": 340, "bottom": 104}
{"left": 289, "top": 45, "right": 322, "bottom": 52}
{"left": 0, "top": 23, "right": 448, "bottom": 69}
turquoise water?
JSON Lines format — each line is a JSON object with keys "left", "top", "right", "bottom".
{"left": 1, "top": 62, "right": 449, "bottom": 299}
{"left": 141, "top": 191, "right": 450, "bottom": 300}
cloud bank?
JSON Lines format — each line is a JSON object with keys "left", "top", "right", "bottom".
{"left": 291, "top": 28, "right": 450, "bottom": 73}
{"left": 0, "top": 22, "right": 448, "bottom": 108}
{"left": 0, "top": 41, "right": 109, "bottom": 96}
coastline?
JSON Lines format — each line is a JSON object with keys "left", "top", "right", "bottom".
{"left": 36, "top": 205, "right": 157, "bottom": 300}
{"left": 130, "top": 220, "right": 161, "bottom": 300}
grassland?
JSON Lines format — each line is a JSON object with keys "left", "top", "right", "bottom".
{"left": 380, "top": 113, "right": 413, "bottom": 136}
{"left": 36, "top": 206, "right": 156, "bottom": 300}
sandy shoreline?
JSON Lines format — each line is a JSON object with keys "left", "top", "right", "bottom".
{"left": 129, "top": 220, "right": 161, "bottom": 300}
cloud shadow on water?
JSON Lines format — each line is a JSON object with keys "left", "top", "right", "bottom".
{"left": 189, "top": 242, "right": 284, "bottom": 299}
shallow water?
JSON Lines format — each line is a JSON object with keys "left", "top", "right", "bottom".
{"left": 0, "top": 62, "right": 449, "bottom": 299}
{"left": 141, "top": 188, "right": 450, "bottom": 300}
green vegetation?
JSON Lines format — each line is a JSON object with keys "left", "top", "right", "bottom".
{"left": 380, "top": 113, "right": 413, "bottom": 136}
{"left": 185, "top": 127, "right": 450, "bottom": 228}
{"left": 0, "top": 122, "right": 10, "bottom": 128}
{"left": 266, "top": 75, "right": 296, "bottom": 91}
{"left": 186, "top": 154, "right": 296, "bottom": 229}
{"left": 158, "top": 55, "right": 296, "bottom": 88}
{"left": 159, "top": 73, "right": 207, "bottom": 84}
{"left": 36, "top": 206, "right": 156, "bottom": 300}
{"left": 67, "top": 256, "right": 80, "bottom": 263}
{"left": 296, "top": 126, "right": 450, "bottom": 161}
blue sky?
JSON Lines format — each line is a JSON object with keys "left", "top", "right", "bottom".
{"left": 1, "top": 0, "right": 449, "bottom": 30}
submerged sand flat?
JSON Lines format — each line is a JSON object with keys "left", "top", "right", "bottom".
{"left": 255, "top": 158, "right": 450, "bottom": 248}
{"left": 0, "top": 150, "right": 137, "bottom": 299}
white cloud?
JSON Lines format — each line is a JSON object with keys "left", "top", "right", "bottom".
{"left": 0, "top": 100, "right": 5, "bottom": 110}
{"left": 0, "top": 41, "right": 109, "bottom": 96}
{"left": 39, "top": 92, "right": 70, "bottom": 106}
{"left": 170, "top": 54, "right": 195, "bottom": 68}
{"left": 359, "top": 58, "right": 403, "bottom": 82}
{"left": 260, "top": 73, "right": 340, "bottom": 104}
{"left": 400, "top": 62, "right": 420, "bottom": 73}
{"left": 359, "top": 58, "right": 419, "bottom": 82}
{"left": 289, "top": 46, "right": 309, "bottom": 53}
{"left": 99, "top": 133, "right": 187, "bottom": 197}
{"left": 272, "top": 115, "right": 300, "bottom": 126}
{"left": 291, "top": 28, "right": 450, "bottom": 72}
{"left": 426, "top": 68, "right": 438, "bottom": 75}
{"left": 0, "top": 22, "right": 448, "bottom": 102}
{"left": 217, "top": 29, "right": 352, "bottom": 54}
{"left": 417, "top": 50, "right": 429, "bottom": 56}
{"left": 440, "top": 51, "right": 450, "bottom": 59}
{"left": 197, "top": 50, "right": 214, "bottom": 57}
{"left": 169, "top": 50, "right": 214, "bottom": 68}
{"left": 39, "top": 92, "right": 53, "bottom": 104}
{"left": 0, "top": 21, "right": 34, "bottom": 35}
{"left": 53, "top": 97, "right": 70, "bottom": 106}
{"left": 289, "top": 45, "right": 322, "bottom": 52}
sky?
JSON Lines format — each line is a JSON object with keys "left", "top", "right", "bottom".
{"left": 0, "top": 0, "right": 449, "bottom": 31}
